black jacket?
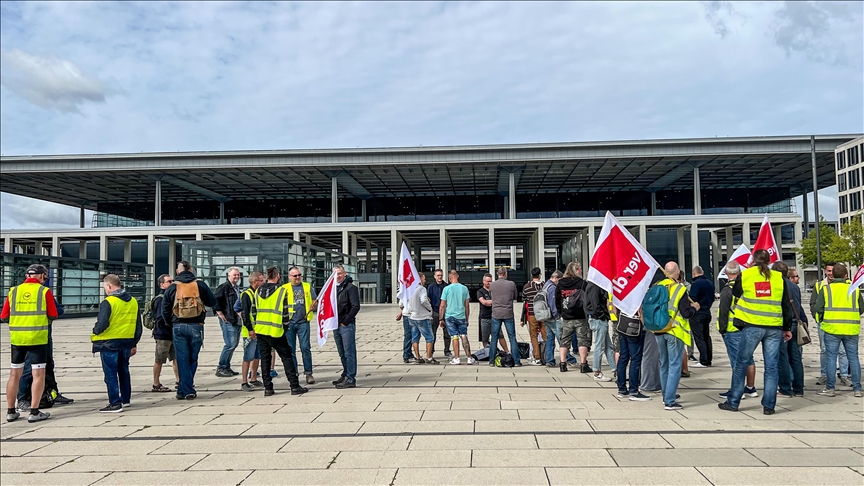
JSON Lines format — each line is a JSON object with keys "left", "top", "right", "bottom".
{"left": 92, "top": 290, "right": 143, "bottom": 353}
{"left": 717, "top": 279, "right": 736, "bottom": 335}
{"left": 337, "top": 276, "right": 361, "bottom": 326}
{"left": 213, "top": 281, "right": 241, "bottom": 324}
{"left": 556, "top": 276, "right": 588, "bottom": 320}
{"left": 151, "top": 292, "right": 172, "bottom": 341}
{"left": 161, "top": 271, "right": 217, "bottom": 325}
{"left": 689, "top": 275, "right": 715, "bottom": 316}
{"left": 585, "top": 282, "right": 610, "bottom": 321}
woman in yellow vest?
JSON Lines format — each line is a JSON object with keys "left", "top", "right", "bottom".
{"left": 91, "top": 274, "right": 141, "bottom": 413}
{"left": 715, "top": 261, "right": 758, "bottom": 400}
{"left": 813, "top": 263, "right": 863, "bottom": 397}
{"left": 719, "top": 250, "right": 793, "bottom": 416}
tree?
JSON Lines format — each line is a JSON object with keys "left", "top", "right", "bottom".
{"left": 838, "top": 214, "right": 864, "bottom": 264}
{"left": 796, "top": 217, "right": 842, "bottom": 266}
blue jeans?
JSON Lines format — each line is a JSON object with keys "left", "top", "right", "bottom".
{"left": 722, "top": 332, "right": 755, "bottom": 368}
{"left": 545, "top": 319, "right": 577, "bottom": 364}
{"left": 173, "top": 323, "right": 204, "bottom": 398}
{"left": 778, "top": 324, "right": 804, "bottom": 395}
{"left": 728, "top": 326, "right": 782, "bottom": 410}
{"left": 617, "top": 331, "right": 644, "bottom": 394}
{"left": 242, "top": 337, "right": 260, "bottom": 362}
{"left": 100, "top": 348, "right": 132, "bottom": 406}
{"left": 334, "top": 324, "right": 357, "bottom": 382}
{"left": 490, "top": 317, "right": 520, "bottom": 366}
{"left": 218, "top": 319, "right": 241, "bottom": 371}
{"left": 589, "top": 318, "right": 615, "bottom": 372}
{"left": 823, "top": 333, "right": 862, "bottom": 391}
{"left": 819, "top": 323, "right": 850, "bottom": 378}
{"left": 286, "top": 321, "right": 313, "bottom": 375}
{"left": 655, "top": 333, "right": 684, "bottom": 406}
{"left": 402, "top": 316, "right": 413, "bottom": 360}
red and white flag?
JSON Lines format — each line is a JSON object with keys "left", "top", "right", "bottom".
{"left": 588, "top": 212, "right": 661, "bottom": 317}
{"left": 315, "top": 270, "right": 339, "bottom": 347}
{"left": 748, "top": 214, "right": 780, "bottom": 264}
{"left": 395, "top": 241, "right": 421, "bottom": 304}
{"left": 850, "top": 265, "right": 864, "bottom": 297}
{"left": 718, "top": 244, "right": 752, "bottom": 280}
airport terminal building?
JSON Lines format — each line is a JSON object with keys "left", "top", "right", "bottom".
{"left": 1, "top": 134, "right": 860, "bottom": 312}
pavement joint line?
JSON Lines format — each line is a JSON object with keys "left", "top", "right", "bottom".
{"left": 237, "top": 470, "right": 255, "bottom": 485}
{"left": 742, "top": 448, "right": 772, "bottom": 466}
{"left": 184, "top": 452, "right": 210, "bottom": 471}
{"left": 543, "top": 466, "right": 552, "bottom": 486}
{"left": 695, "top": 466, "right": 717, "bottom": 486}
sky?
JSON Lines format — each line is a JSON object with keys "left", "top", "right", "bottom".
{"left": 1, "top": 1, "right": 861, "bottom": 229}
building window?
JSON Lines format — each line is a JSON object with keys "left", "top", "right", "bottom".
{"left": 841, "top": 217, "right": 848, "bottom": 227}
{"left": 837, "top": 151, "right": 846, "bottom": 169}
{"left": 850, "top": 169, "right": 861, "bottom": 189}
{"left": 839, "top": 195, "right": 848, "bottom": 214}
{"left": 851, "top": 191, "right": 862, "bottom": 212}
{"left": 838, "top": 174, "right": 847, "bottom": 191}
{"left": 849, "top": 146, "right": 860, "bottom": 166}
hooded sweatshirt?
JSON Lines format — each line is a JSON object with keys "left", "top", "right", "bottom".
{"left": 92, "top": 289, "right": 142, "bottom": 353}
{"left": 555, "top": 276, "right": 588, "bottom": 320}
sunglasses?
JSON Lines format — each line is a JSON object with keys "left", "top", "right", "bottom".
{"left": 290, "top": 274, "right": 302, "bottom": 278}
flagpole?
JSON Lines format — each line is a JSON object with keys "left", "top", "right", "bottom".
{"left": 810, "top": 135, "right": 822, "bottom": 280}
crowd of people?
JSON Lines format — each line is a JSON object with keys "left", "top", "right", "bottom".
{"left": 3, "top": 252, "right": 861, "bottom": 423}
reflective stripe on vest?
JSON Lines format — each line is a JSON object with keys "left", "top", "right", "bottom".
{"left": 658, "top": 279, "right": 692, "bottom": 346}
{"left": 92, "top": 296, "right": 139, "bottom": 342}
{"left": 253, "top": 287, "right": 286, "bottom": 338}
{"left": 608, "top": 298, "right": 617, "bottom": 322}
{"left": 716, "top": 282, "right": 739, "bottom": 333}
{"left": 733, "top": 267, "right": 784, "bottom": 327}
{"left": 8, "top": 283, "right": 50, "bottom": 346}
{"left": 240, "top": 288, "right": 256, "bottom": 338}
{"left": 821, "top": 282, "right": 861, "bottom": 336}
{"left": 283, "top": 282, "right": 314, "bottom": 321}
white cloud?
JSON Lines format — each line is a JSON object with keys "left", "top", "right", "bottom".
{"left": 0, "top": 48, "right": 117, "bottom": 113}
{"left": 0, "top": 193, "right": 92, "bottom": 229}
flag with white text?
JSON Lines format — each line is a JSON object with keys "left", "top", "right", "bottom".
{"left": 749, "top": 214, "right": 780, "bottom": 264}
{"left": 850, "top": 265, "right": 864, "bottom": 297}
{"left": 315, "top": 270, "right": 339, "bottom": 347}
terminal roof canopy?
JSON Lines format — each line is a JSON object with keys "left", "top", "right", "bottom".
{"left": 1, "top": 135, "right": 858, "bottom": 213}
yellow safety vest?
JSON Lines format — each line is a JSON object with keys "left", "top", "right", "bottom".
{"left": 716, "top": 280, "right": 739, "bottom": 333}
{"left": 240, "top": 287, "right": 256, "bottom": 338}
{"left": 253, "top": 287, "right": 287, "bottom": 338}
{"left": 282, "top": 282, "right": 314, "bottom": 322}
{"left": 7, "top": 283, "right": 51, "bottom": 346}
{"left": 820, "top": 282, "right": 861, "bottom": 336}
{"left": 608, "top": 297, "right": 617, "bottom": 322}
{"left": 92, "top": 296, "right": 139, "bottom": 342}
{"left": 657, "top": 279, "right": 692, "bottom": 346}
{"left": 733, "top": 267, "right": 784, "bottom": 327}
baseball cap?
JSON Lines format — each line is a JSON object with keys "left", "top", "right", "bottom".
{"left": 25, "top": 264, "right": 49, "bottom": 276}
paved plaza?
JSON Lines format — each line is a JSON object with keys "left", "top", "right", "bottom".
{"left": 1, "top": 301, "right": 863, "bottom": 485}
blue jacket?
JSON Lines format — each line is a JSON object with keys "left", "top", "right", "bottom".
{"left": 785, "top": 278, "right": 807, "bottom": 324}
{"left": 426, "top": 281, "right": 447, "bottom": 309}
{"left": 689, "top": 275, "right": 715, "bottom": 316}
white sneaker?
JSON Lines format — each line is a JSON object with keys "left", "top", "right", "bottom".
{"left": 449, "top": 357, "right": 461, "bottom": 365}
{"left": 530, "top": 358, "right": 543, "bottom": 366}
{"left": 594, "top": 372, "right": 612, "bottom": 382}
{"left": 691, "top": 363, "right": 707, "bottom": 368}
{"left": 466, "top": 358, "right": 475, "bottom": 365}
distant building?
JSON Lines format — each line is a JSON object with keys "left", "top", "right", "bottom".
{"left": 836, "top": 136, "right": 864, "bottom": 232}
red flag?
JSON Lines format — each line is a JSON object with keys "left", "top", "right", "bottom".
{"left": 749, "top": 214, "right": 779, "bottom": 264}
{"left": 315, "top": 270, "right": 339, "bottom": 347}
{"left": 718, "top": 244, "right": 751, "bottom": 279}
{"left": 850, "top": 266, "right": 864, "bottom": 297}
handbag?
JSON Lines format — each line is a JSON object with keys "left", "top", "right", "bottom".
{"left": 790, "top": 298, "right": 811, "bottom": 346}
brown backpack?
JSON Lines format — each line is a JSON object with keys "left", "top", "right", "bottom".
{"left": 173, "top": 281, "right": 204, "bottom": 319}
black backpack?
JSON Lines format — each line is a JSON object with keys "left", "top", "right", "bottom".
{"left": 563, "top": 288, "right": 587, "bottom": 314}
{"left": 517, "top": 342, "right": 531, "bottom": 360}
{"left": 494, "top": 352, "right": 515, "bottom": 368}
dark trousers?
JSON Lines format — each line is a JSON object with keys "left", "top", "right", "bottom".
{"left": 430, "top": 311, "right": 451, "bottom": 354}
{"left": 258, "top": 333, "right": 300, "bottom": 390}
{"left": 18, "top": 330, "right": 58, "bottom": 403}
{"left": 690, "top": 313, "right": 713, "bottom": 366}
{"left": 616, "top": 331, "right": 644, "bottom": 394}
{"left": 778, "top": 324, "right": 804, "bottom": 395}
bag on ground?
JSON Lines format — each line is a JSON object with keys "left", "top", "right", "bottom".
{"left": 472, "top": 346, "right": 490, "bottom": 361}
{"left": 494, "top": 351, "right": 515, "bottom": 368}
{"left": 517, "top": 342, "right": 530, "bottom": 360}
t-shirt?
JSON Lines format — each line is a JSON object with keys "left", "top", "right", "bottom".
{"left": 489, "top": 278, "right": 518, "bottom": 319}
{"left": 289, "top": 283, "right": 318, "bottom": 324}
{"left": 477, "top": 287, "right": 493, "bottom": 320}
{"left": 440, "top": 283, "right": 470, "bottom": 319}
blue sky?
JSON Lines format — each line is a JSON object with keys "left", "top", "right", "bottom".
{"left": 1, "top": 1, "right": 862, "bottom": 228}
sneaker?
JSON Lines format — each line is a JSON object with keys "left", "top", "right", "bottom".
{"left": 270, "top": 370, "right": 279, "bottom": 378}
{"left": 99, "top": 403, "right": 123, "bottom": 413}
{"left": 530, "top": 358, "right": 542, "bottom": 366}
{"left": 16, "top": 402, "right": 30, "bottom": 413}
{"left": 6, "top": 411, "right": 20, "bottom": 422}
{"left": 560, "top": 363, "right": 568, "bottom": 373}
{"left": 414, "top": 358, "right": 426, "bottom": 365}
{"left": 546, "top": 362, "right": 558, "bottom": 368}
{"left": 594, "top": 373, "right": 612, "bottom": 382}
{"left": 249, "top": 380, "right": 264, "bottom": 387}
{"left": 817, "top": 388, "right": 836, "bottom": 397}
{"left": 718, "top": 402, "right": 739, "bottom": 412}
{"left": 306, "top": 375, "right": 316, "bottom": 385}
{"left": 264, "top": 389, "right": 275, "bottom": 397}
{"left": 450, "top": 358, "right": 461, "bottom": 365}
{"left": 427, "top": 358, "right": 440, "bottom": 365}
{"left": 629, "top": 392, "right": 652, "bottom": 402}
{"left": 335, "top": 380, "right": 356, "bottom": 389}
{"left": 718, "top": 390, "right": 731, "bottom": 398}
{"left": 185, "top": 393, "right": 197, "bottom": 400}
{"left": 291, "top": 386, "right": 309, "bottom": 395}
{"left": 514, "top": 362, "right": 523, "bottom": 367}
{"left": 28, "top": 411, "right": 50, "bottom": 423}
{"left": 580, "top": 363, "right": 593, "bottom": 373}
{"left": 444, "top": 351, "right": 453, "bottom": 358}
{"left": 664, "top": 402, "right": 683, "bottom": 411}
{"left": 122, "top": 402, "right": 131, "bottom": 408}
{"left": 215, "top": 368, "right": 234, "bottom": 378}
{"left": 466, "top": 358, "right": 475, "bottom": 365}
{"left": 688, "top": 355, "right": 697, "bottom": 361}
{"left": 743, "top": 387, "right": 759, "bottom": 398}
{"left": 855, "top": 390, "right": 863, "bottom": 398}
{"left": 54, "top": 394, "right": 74, "bottom": 405}
{"left": 777, "top": 392, "right": 793, "bottom": 398}
{"left": 332, "top": 376, "right": 346, "bottom": 385}
{"left": 839, "top": 376, "right": 853, "bottom": 387}
{"left": 816, "top": 375, "right": 827, "bottom": 385}
{"left": 691, "top": 362, "right": 707, "bottom": 368}
{"left": 616, "top": 390, "right": 630, "bottom": 398}
{"left": 763, "top": 407, "right": 775, "bottom": 415}
{"left": 241, "top": 383, "right": 255, "bottom": 391}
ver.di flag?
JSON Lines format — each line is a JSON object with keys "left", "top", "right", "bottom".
{"left": 850, "top": 265, "right": 864, "bottom": 297}
{"left": 748, "top": 214, "right": 780, "bottom": 265}
{"left": 395, "top": 241, "right": 421, "bottom": 304}
{"left": 718, "top": 244, "right": 752, "bottom": 280}
{"left": 315, "top": 270, "right": 339, "bottom": 348}
{"left": 588, "top": 211, "right": 661, "bottom": 317}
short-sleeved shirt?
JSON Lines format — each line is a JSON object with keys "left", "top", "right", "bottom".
{"left": 477, "top": 287, "right": 493, "bottom": 319}
{"left": 440, "top": 283, "right": 470, "bottom": 319}
{"left": 289, "top": 283, "right": 318, "bottom": 324}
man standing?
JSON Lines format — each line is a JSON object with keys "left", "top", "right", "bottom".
{"left": 408, "top": 273, "right": 437, "bottom": 364}
{"left": 396, "top": 296, "right": 413, "bottom": 364}
{"left": 689, "top": 266, "right": 715, "bottom": 368}
{"left": 427, "top": 269, "right": 451, "bottom": 358}
{"left": 654, "top": 262, "right": 699, "bottom": 411}
{"left": 489, "top": 266, "right": 521, "bottom": 367}
{"left": 615, "top": 310, "right": 650, "bottom": 401}
{"left": 477, "top": 274, "right": 508, "bottom": 353}
{"left": 283, "top": 267, "right": 318, "bottom": 385}
{"left": 333, "top": 265, "right": 361, "bottom": 388}
{"left": 236, "top": 271, "right": 264, "bottom": 391}
{"left": 214, "top": 267, "right": 242, "bottom": 377}
{"left": 543, "top": 271, "right": 576, "bottom": 368}
{"left": 716, "top": 262, "right": 758, "bottom": 400}
{"left": 814, "top": 263, "right": 863, "bottom": 397}
{"left": 773, "top": 262, "right": 805, "bottom": 398}
{"left": 586, "top": 281, "right": 615, "bottom": 381}
{"left": 521, "top": 267, "right": 546, "bottom": 365}
{"left": 440, "top": 270, "right": 473, "bottom": 365}
{"left": 556, "top": 262, "right": 591, "bottom": 373}
{"left": 3, "top": 264, "right": 58, "bottom": 423}
{"left": 92, "top": 274, "right": 142, "bottom": 413}
{"left": 810, "top": 262, "right": 850, "bottom": 386}
{"left": 151, "top": 274, "right": 178, "bottom": 392}
{"left": 162, "top": 261, "right": 217, "bottom": 400}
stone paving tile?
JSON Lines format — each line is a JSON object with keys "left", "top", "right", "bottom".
{"left": 0, "top": 441, "right": 51, "bottom": 456}
{"left": 546, "top": 466, "right": 712, "bottom": 485}
{"left": 611, "top": 448, "right": 765, "bottom": 467}
{"left": 357, "top": 420, "right": 474, "bottom": 434}
{"left": 790, "top": 433, "right": 864, "bottom": 447}
{"left": 151, "top": 437, "right": 290, "bottom": 454}
{"left": 243, "top": 468, "right": 396, "bottom": 485}
{"left": 373, "top": 400, "right": 452, "bottom": 411}
{"left": 661, "top": 432, "right": 810, "bottom": 448}
{"left": 394, "top": 467, "right": 549, "bottom": 485}
{"left": 672, "top": 418, "right": 809, "bottom": 431}
{"left": 697, "top": 466, "right": 864, "bottom": 485}
{"left": 314, "top": 411, "right": 422, "bottom": 422}
{"left": 420, "top": 410, "right": 518, "bottom": 421}
{"left": 207, "top": 412, "right": 323, "bottom": 425}
{"left": 536, "top": 433, "right": 672, "bottom": 449}
{"left": 0, "top": 456, "right": 79, "bottom": 473}
{"left": 126, "top": 424, "right": 251, "bottom": 438}
{"left": 517, "top": 409, "right": 575, "bottom": 420}
{"left": 52, "top": 453, "right": 208, "bottom": 472}
{"left": 746, "top": 448, "right": 864, "bottom": 467}
{"left": 472, "top": 449, "right": 615, "bottom": 467}
{"left": 106, "top": 414, "right": 219, "bottom": 426}
{"left": 12, "top": 426, "right": 144, "bottom": 440}
{"left": 852, "top": 448, "right": 864, "bottom": 456}
{"left": 331, "top": 450, "right": 471, "bottom": 469}
{"left": 1, "top": 472, "right": 109, "bottom": 485}
{"left": 92, "top": 470, "right": 252, "bottom": 485}
{"left": 190, "top": 452, "right": 335, "bottom": 470}
{"left": 408, "top": 433, "right": 537, "bottom": 450}
{"left": 26, "top": 439, "right": 169, "bottom": 456}
{"left": 474, "top": 419, "right": 592, "bottom": 433}
{"left": 417, "top": 393, "right": 508, "bottom": 402}
{"left": 280, "top": 436, "right": 411, "bottom": 452}
{"left": 241, "top": 421, "right": 362, "bottom": 436}
{"left": 589, "top": 419, "right": 684, "bottom": 432}
{"left": 448, "top": 400, "right": 503, "bottom": 410}
{"left": 177, "top": 404, "right": 285, "bottom": 415}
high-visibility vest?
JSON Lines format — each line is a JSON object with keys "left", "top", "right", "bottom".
{"left": 657, "top": 278, "right": 692, "bottom": 346}
{"left": 608, "top": 297, "right": 617, "bottom": 322}
{"left": 716, "top": 280, "right": 739, "bottom": 333}
{"left": 733, "top": 267, "right": 784, "bottom": 327}
{"left": 7, "top": 283, "right": 50, "bottom": 346}
{"left": 253, "top": 287, "right": 286, "bottom": 338}
{"left": 240, "top": 287, "right": 256, "bottom": 338}
{"left": 282, "top": 282, "right": 314, "bottom": 322}
{"left": 92, "top": 296, "right": 139, "bottom": 342}
{"left": 820, "top": 282, "right": 861, "bottom": 336}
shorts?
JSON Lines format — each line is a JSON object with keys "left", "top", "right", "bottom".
{"left": 561, "top": 318, "right": 590, "bottom": 350}
{"left": 611, "top": 326, "right": 620, "bottom": 353}
{"left": 409, "top": 319, "right": 434, "bottom": 343}
{"left": 445, "top": 317, "right": 468, "bottom": 337}
{"left": 155, "top": 339, "right": 175, "bottom": 364}
{"left": 243, "top": 337, "right": 261, "bottom": 361}
{"left": 480, "top": 318, "right": 504, "bottom": 342}
{"left": 10, "top": 344, "right": 48, "bottom": 367}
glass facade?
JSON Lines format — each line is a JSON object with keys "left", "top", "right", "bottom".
{"left": 1, "top": 253, "right": 152, "bottom": 317}
{"left": 181, "top": 239, "right": 357, "bottom": 291}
